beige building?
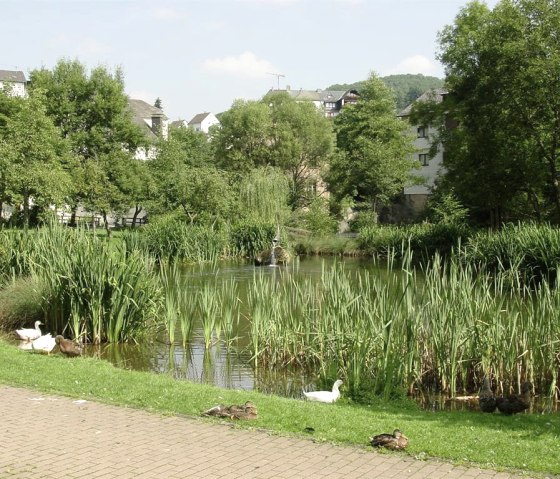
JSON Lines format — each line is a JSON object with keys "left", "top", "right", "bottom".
{"left": 0, "top": 70, "right": 27, "bottom": 97}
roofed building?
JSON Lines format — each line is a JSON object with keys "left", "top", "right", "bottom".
{"left": 0, "top": 70, "right": 27, "bottom": 97}
{"left": 188, "top": 112, "right": 220, "bottom": 133}
{"left": 270, "top": 87, "right": 359, "bottom": 117}
{"left": 128, "top": 98, "right": 169, "bottom": 160}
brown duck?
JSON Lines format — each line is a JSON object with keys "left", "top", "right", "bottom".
{"left": 55, "top": 335, "right": 83, "bottom": 357}
{"left": 370, "top": 429, "right": 409, "bottom": 450}
{"left": 201, "top": 401, "right": 258, "bottom": 420}
{"left": 478, "top": 377, "right": 497, "bottom": 413}
{"left": 496, "top": 382, "right": 532, "bottom": 415}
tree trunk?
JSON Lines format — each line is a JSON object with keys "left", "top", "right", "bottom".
{"left": 23, "top": 193, "right": 30, "bottom": 230}
{"left": 69, "top": 205, "right": 78, "bottom": 227}
{"left": 102, "top": 211, "right": 112, "bottom": 239}
{"left": 132, "top": 205, "right": 142, "bottom": 227}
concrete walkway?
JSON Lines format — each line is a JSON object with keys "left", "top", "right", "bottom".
{"left": 0, "top": 385, "right": 536, "bottom": 479}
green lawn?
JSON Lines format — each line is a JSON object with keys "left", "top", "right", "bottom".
{"left": 1, "top": 339, "right": 558, "bottom": 477}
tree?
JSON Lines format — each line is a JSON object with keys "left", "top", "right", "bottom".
{"left": 213, "top": 93, "right": 334, "bottom": 209}
{"left": 0, "top": 92, "right": 74, "bottom": 228}
{"left": 154, "top": 97, "right": 162, "bottom": 109}
{"left": 29, "top": 59, "right": 146, "bottom": 225}
{"left": 434, "top": 0, "right": 560, "bottom": 225}
{"left": 149, "top": 126, "right": 234, "bottom": 223}
{"left": 327, "top": 73, "right": 417, "bottom": 220}
{"left": 212, "top": 99, "right": 273, "bottom": 172}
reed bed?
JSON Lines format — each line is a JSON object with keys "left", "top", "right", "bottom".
{"left": 177, "top": 255, "right": 560, "bottom": 402}
{"left": 3, "top": 226, "right": 162, "bottom": 343}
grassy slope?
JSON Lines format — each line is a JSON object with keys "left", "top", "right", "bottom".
{"left": 1, "top": 339, "right": 558, "bottom": 476}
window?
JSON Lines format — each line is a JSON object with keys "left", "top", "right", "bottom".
{"left": 417, "top": 126, "right": 427, "bottom": 138}
{"left": 419, "top": 153, "right": 429, "bottom": 166}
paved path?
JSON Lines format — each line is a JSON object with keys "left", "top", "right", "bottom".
{"left": 0, "top": 385, "right": 536, "bottom": 479}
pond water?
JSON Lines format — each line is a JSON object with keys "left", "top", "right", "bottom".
{"left": 81, "top": 256, "right": 383, "bottom": 399}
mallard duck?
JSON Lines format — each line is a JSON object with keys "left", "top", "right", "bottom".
{"left": 370, "top": 429, "right": 409, "bottom": 450}
{"left": 31, "top": 333, "right": 56, "bottom": 354}
{"left": 201, "top": 401, "right": 258, "bottom": 420}
{"left": 478, "top": 377, "right": 497, "bottom": 413}
{"left": 15, "top": 321, "right": 43, "bottom": 342}
{"left": 496, "top": 382, "right": 533, "bottom": 415}
{"left": 55, "top": 335, "right": 83, "bottom": 357}
{"left": 303, "top": 379, "right": 343, "bottom": 403}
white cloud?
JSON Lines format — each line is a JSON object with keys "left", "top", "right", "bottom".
{"left": 153, "top": 7, "right": 186, "bottom": 21}
{"left": 203, "top": 52, "right": 279, "bottom": 79}
{"left": 386, "top": 55, "right": 441, "bottom": 77}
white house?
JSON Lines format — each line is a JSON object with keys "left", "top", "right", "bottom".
{"left": 128, "top": 98, "right": 169, "bottom": 160}
{"left": 188, "top": 112, "right": 220, "bottom": 133}
{"left": 397, "top": 88, "right": 448, "bottom": 215}
{"left": 0, "top": 70, "right": 27, "bottom": 97}
{"left": 267, "top": 87, "right": 359, "bottom": 118}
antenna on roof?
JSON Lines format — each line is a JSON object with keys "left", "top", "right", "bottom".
{"left": 266, "top": 72, "right": 286, "bottom": 90}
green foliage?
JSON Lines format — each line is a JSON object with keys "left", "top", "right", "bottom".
{"left": 358, "top": 222, "right": 471, "bottom": 258}
{"left": 425, "top": 191, "right": 469, "bottom": 226}
{"left": 289, "top": 197, "right": 338, "bottom": 236}
{"left": 29, "top": 59, "right": 145, "bottom": 225}
{"left": 464, "top": 223, "right": 560, "bottom": 284}
{"left": 2, "top": 226, "right": 161, "bottom": 342}
{"left": 0, "top": 276, "right": 46, "bottom": 331}
{"left": 236, "top": 166, "right": 291, "bottom": 224}
{"left": 326, "top": 73, "right": 445, "bottom": 111}
{"left": 230, "top": 220, "right": 277, "bottom": 258}
{"left": 328, "top": 73, "right": 417, "bottom": 215}
{"left": 213, "top": 93, "right": 334, "bottom": 209}
{"left": 141, "top": 214, "right": 228, "bottom": 262}
{"left": 435, "top": 0, "right": 560, "bottom": 225}
{"left": 0, "top": 92, "right": 74, "bottom": 228}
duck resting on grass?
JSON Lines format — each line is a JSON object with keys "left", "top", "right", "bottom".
{"left": 15, "top": 321, "right": 43, "bottom": 342}
{"left": 31, "top": 333, "right": 56, "bottom": 354}
{"left": 478, "top": 377, "right": 497, "bottom": 413}
{"left": 303, "top": 379, "right": 343, "bottom": 403}
{"left": 55, "top": 335, "right": 83, "bottom": 357}
{"left": 201, "top": 401, "right": 258, "bottom": 420}
{"left": 370, "top": 429, "right": 409, "bottom": 450}
{"left": 496, "top": 382, "right": 533, "bottom": 415}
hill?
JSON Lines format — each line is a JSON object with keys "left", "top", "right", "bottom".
{"left": 326, "top": 74, "right": 444, "bottom": 111}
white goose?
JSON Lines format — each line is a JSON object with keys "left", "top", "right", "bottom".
{"left": 31, "top": 333, "right": 56, "bottom": 354}
{"left": 15, "top": 321, "right": 43, "bottom": 342}
{"left": 303, "top": 379, "right": 343, "bottom": 403}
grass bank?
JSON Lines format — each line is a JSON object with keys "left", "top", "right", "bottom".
{"left": 0, "top": 340, "right": 558, "bottom": 476}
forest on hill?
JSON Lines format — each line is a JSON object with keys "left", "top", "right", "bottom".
{"left": 327, "top": 73, "right": 444, "bottom": 111}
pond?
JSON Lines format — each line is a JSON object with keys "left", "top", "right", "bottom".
{"left": 14, "top": 255, "right": 559, "bottom": 412}
{"left": 83, "top": 256, "right": 384, "bottom": 399}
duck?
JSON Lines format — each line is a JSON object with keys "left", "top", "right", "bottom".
{"left": 303, "top": 379, "right": 343, "bottom": 403}
{"left": 370, "top": 429, "right": 409, "bottom": 450}
{"left": 496, "top": 382, "right": 533, "bottom": 415}
{"left": 15, "top": 321, "right": 43, "bottom": 342}
{"left": 478, "top": 377, "right": 497, "bottom": 413}
{"left": 31, "top": 333, "right": 56, "bottom": 354}
{"left": 55, "top": 335, "right": 83, "bottom": 357}
{"left": 201, "top": 401, "right": 258, "bottom": 420}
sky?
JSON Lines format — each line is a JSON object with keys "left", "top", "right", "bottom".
{"left": 0, "top": 0, "right": 499, "bottom": 122}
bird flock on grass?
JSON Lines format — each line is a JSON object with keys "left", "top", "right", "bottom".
{"left": 14, "top": 321, "right": 82, "bottom": 357}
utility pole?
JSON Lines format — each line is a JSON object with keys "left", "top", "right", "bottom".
{"left": 266, "top": 72, "right": 286, "bottom": 90}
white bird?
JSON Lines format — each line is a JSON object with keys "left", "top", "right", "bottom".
{"left": 31, "top": 333, "right": 56, "bottom": 354}
{"left": 303, "top": 379, "right": 343, "bottom": 403}
{"left": 15, "top": 321, "right": 43, "bottom": 342}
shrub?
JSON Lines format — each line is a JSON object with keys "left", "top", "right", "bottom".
{"left": 0, "top": 276, "right": 46, "bottom": 332}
